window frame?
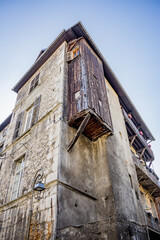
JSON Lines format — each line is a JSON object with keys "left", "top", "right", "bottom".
{"left": 24, "top": 106, "right": 34, "bottom": 132}
{"left": 0, "top": 143, "right": 4, "bottom": 153}
{"left": 73, "top": 47, "right": 80, "bottom": 58}
{"left": 29, "top": 73, "right": 40, "bottom": 94}
{"left": 13, "top": 112, "right": 24, "bottom": 140}
{"left": 11, "top": 156, "right": 25, "bottom": 201}
{"left": 24, "top": 95, "right": 41, "bottom": 133}
{"left": 67, "top": 46, "right": 80, "bottom": 62}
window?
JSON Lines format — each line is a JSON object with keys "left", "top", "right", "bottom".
{"left": 24, "top": 95, "right": 41, "bottom": 132}
{"left": 73, "top": 48, "right": 80, "bottom": 58}
{"left": 135, "top": 190, "right": 139, "bottom": 200}
{"left": 29, "top": 74, "right": 40, "bottom": 93}
{"left": 2, "top": 127, "right": 7, "bottom": 137}
{"left": 129, "top": 174, "right": 133, "bottom": 188}
{"left": 11, "top": 156, "right": 24, "bottom": 201}
{"left": 13, "top": 112, "right": 24, "bottom": 140}
{"left": 67, "top": 46, "right": 80, "bottom": 61}
{"left": 24, "top": 106, "right": 33, "bottom": 131}
{"left": 0, "top": 143, "right": 4, "bottom": 153}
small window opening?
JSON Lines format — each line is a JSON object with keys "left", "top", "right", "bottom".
{"left": 135, "top": 190, "right": 139, "bottom": 200}
{"left": 73, "top": 48, "right": 80, "bottom": 58}
{"left": 98, "top": 99, "right": 102, "bottom": 107}
{"left": 129, "top": 174, "right": 133, "bottom": 188}
{"left": 29, "top": 74, "right": 40, "bottom": 93}
{"left": 93, "top": 75, "right": 98, "bottom": 80}
{"left": 75, "top": 200, "right": 78, "bottom": 207}
{"left": 0, "top": 143, "right": 4, "bottom": 153}
{"left": 75, "top": 91, "right": 80, "bottom": 100}
{"left": 2, "top": 128, "right": 7, "bottom": 137}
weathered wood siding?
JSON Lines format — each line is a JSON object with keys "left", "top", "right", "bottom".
{"left": 67, "top": 38, "right": 112, "bottom": 140}
{"left": 67, "top": 38, "right": 112, "bottom": 130}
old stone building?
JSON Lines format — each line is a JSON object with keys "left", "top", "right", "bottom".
{"left": 0, "top": 22, "right": 160, "bottom": 240}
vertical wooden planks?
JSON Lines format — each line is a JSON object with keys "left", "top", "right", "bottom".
{"left": 67, "top": 37, "right": 112, "bottom": 137}
{"left": 81, "top": 39, "right": 112, "bottom": 129}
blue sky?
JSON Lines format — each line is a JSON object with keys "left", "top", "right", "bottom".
{"left": 0, "top": 0, "right": 160, "bottom": 175}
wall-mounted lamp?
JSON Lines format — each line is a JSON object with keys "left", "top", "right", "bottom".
{"left": 27, "top": 168, "right": 45, "bottom": 240}
{"left": 33, "top": 168, "right": 45, "bottom": 191}
{"left": 34, "top": 182, "right": 45, "bottom": 191}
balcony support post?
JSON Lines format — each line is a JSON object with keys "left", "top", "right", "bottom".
{"left": 130, "top": 135, "right": 137, "bottom": 146}
{"left": 67, "top": 113, "right": 91, "bottom": 152}
{"left": 138, "top": 176, "right": 144, "bottom": 182}
{"left": 149, "top": 161, "right": 153, "bottom": 168}
{"left": 140, "top": 148, "right": 146, "bottom": 159}
{"left": 151, "top": 188, "right": 157, "bottom": 195}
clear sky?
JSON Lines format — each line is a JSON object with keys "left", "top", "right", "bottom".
{"left": 0, "top": 0, "right": 160, "bottom": 175}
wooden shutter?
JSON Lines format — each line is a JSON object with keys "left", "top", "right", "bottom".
{"left": 29, "top": 79, "right": 35, "bottom": 93}
{"left": 29, "top": 74, "right": 40, "bottom": 93}
{"left": 13, "top": 112, "right": 24, "bottom": 140}
{"left": 67, "top": 51, "right": 73, "bottom": 61}
{"left": 31, "top": 96, "right": 41, "bottom": 127}
{"left": 34, "top": 74, "right": 39, "bottom": 87}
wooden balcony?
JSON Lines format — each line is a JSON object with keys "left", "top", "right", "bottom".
{"left": 133, "top": 155, "right": 160, "bottom": 198}
{"left": 144, "top": 211, "right": 160, "bottom": 236}
{"left": 122, "top": 108, "right": 154, "bottom": 162}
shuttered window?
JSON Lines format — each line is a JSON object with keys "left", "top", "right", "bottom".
{"left": 24, "top": 96, "right": 41, "bottom": 131}
{"left": 11, "top": 157, "right": 24, "bottom": 201}
{"left": 13, "top": 112, "right": 24, "bottom": 140}
{"left": 0, "top": 143, "right": 4, "bottom": 153}
{"left": 31, "top": 96, "right": 41, "bottom": 127}
{"left": 29, "top": 74, "right": 40, "bottom": 93}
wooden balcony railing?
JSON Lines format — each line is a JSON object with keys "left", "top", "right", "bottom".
{"left": 122, "top": 108, "right": 154, "bottom": 162}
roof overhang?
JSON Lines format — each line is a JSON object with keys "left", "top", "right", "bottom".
{"left": 12, "top": 22, "right": 155, "bottom": 141}
{"left": 0, "top": 114, "right": 12, "bottom": 132}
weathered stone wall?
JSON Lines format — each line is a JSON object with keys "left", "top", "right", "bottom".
{"left": 57, "top": 120, "right": 118, "bottom": 239}
{"left": 105, "top": 81, "right": 147, "bottom": 239}
{"left": 0, "top": 42, "right": 67, "bottom": 240}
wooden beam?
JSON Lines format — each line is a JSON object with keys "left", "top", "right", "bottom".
{"left": 129, "top": 134, "right": 137, "bottom": 140}
{"left": 138, "top": 176, "right": 145, "bottom": 182}
{"left": 137, "top": 147, "right": 146, "bottom": 153}
{"left": 67, "top": 113, "right": 91, "bottom": 152}
{"left": 140, "top": 148, "right": 146, "bottom": 159}
{"left": 130, "top": 135, "right": 137, "bottom": 146}
{"left": 150, "top": 188, "right": 157, "bottom": 195}
{"left": 149, "top": 161, "right": 153, "bottom": 168}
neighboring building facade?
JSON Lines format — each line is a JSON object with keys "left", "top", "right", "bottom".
{"left": 0, "top": 22, "right": 160, "bottom": 240}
